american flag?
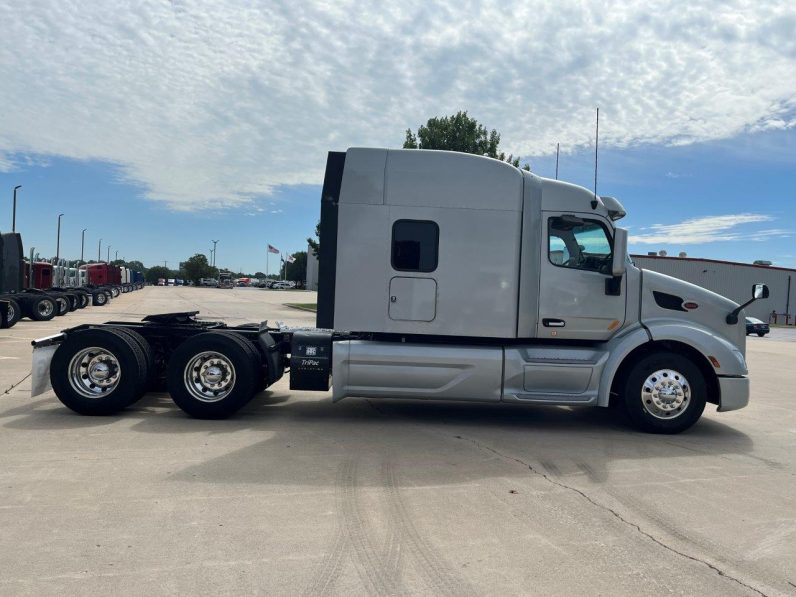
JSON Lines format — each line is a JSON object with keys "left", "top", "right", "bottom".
{"left": 267, "top": 244, "right": 280, "bottom": 254}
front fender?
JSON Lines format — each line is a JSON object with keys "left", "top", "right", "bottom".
{"left": 598, "top": 326, "right": 650, "bottom": 406}
{"left": 645, "top": 319, "right": 747, "bottom": 377}
{"left": 597, "top": 320, "right": 747, "bottom": 407}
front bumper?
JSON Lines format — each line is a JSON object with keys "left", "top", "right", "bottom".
{"left": 717, "top": 376, "right": 750, "bottom": 412}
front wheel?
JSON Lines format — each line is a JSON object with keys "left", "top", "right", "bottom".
{"left": 167, "top": 332, "right": 258, "bottom": 419}
{"left": 757, "top": 332, "right": 766, "bottom": 337}
{"left": 619, "top": 352, "right": 707, "bottom": 434}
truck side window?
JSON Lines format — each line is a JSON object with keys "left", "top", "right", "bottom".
{"left": 392, "top": 220, "right": 439, "bottom": 272}
{"left": 548, "top": 216, "right": 612, "bottom": 273}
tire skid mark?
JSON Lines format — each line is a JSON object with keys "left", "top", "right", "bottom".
{"left": 340, "top": 460, "right": 402, "bottom": 596}
{"left": 303, "top": 459, "right": 403, "bottom": 597}
{"left": 382, "top": 462, "right": 477, "bottom": 597}
{"left": 301, "top": 463, "right": 350, "bottom": 596}
{"left": 540, "top": 459, "right": 561, "bottom": 477}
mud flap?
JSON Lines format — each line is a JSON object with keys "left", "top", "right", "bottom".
{"left": 30, "top": 338, "right": 63, "bottom": 398}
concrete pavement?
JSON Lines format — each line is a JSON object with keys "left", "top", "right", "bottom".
{"left": 0, "top": 286, "right": 794, "bottom": 596}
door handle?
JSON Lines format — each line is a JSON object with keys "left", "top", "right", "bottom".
{"left": 542, "top": 318, "right": 566, "bottom": 327}
{"left": 390, "top": 296, "right": 397, "bottom": 303}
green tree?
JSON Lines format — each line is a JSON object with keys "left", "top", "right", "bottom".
{"left": 307, "top": 220, "right": 321, "bottom": 258}
{"left": 182, "top": 253, "right": 215, "bottom": 285}
{"left": 284, "top": 251, "right": 307, "bottom": 283}
{"left": 403, "top": 111, "right": 530, "bottom": 170}
{"left": 145, "top": 265, "right": 172, "bottom": 284}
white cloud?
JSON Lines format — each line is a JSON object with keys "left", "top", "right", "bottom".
{"left": 629, "top": 214, "right": 791, "bottom": 245}
{"left": 1, "top": 1, "right": 795, "bottom": 210}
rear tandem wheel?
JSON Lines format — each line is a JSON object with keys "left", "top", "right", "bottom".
{"left": 166, "top": 332, "right": 260, "bottom": 419}
{"left": 50, "top": 328, "right": 150, "bottom": 415}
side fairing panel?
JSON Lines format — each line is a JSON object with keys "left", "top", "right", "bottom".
{"left": 332, "top": 340, "right": 503, "bottom": 402}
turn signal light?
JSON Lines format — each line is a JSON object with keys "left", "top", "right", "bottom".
{"left": 708, "top": 356, "right": 720, "bottom": 368}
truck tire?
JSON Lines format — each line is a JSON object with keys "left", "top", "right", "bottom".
{"left": 619, "top": 352, "right": 706, "bottom": 434}
{"left": 51, "top": 295, "right": 69, "bottom": 316}
{"left": 76, "top": 292, "right": 89, "bottom": 309}
{"left": 757, "top": 332, "right": 766, "bottom": 337}
{"left": 112, "top": 327, "right": 156, "bottom": 391}
{"left": 167, "top": 332, "right": 258, "bottom": 419}
{"left": 213, "top": 331, "right": 266, "bottom": 393}
{"left": 4, "top": 299, "right": 21, "bottom": 327}
{"left": 28, "top": 296, "right": 57, "bottom": 321}
{"left": 110, "top": 287, "right": 120, "bottom": 298}
{"left": 63, "top": 293, "right": 79, "bottom": 311}
{"left": 92, "top": 291, "right": 108, "bottom": 306}
{"left": 50, "top": 328, "right": 148, "bottom": 415}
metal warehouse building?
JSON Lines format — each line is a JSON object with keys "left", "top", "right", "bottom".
{"left": 632, "top": 255, "right": 795, "bottom": 323}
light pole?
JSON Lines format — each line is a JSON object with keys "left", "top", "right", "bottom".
{"left": 12, "top": 185, "right": 21, "bottom": 232}
{"left": 81, "top": 229, "right": 87, "bottom": 263}
{"left": 56, "top": 213, "right": 64, "bottom": 262}
{"left": 115, "top": 250, "right": 118, "bottom": 262}
{"left": 98, "top": 238, "right": 102, "bottom": 262}
{"left": 107, "top": 245, "right": 111, "bottom": 263}
{"left": 211, "top": 240, "right": 219, "bottom": 268}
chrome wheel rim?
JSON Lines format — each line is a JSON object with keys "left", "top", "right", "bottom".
{"left": 56, "top": 297, "right": 67, "bottom": 312}
{"left": 183, "top": 351, "right": 236, "bottom": 402}
{"left": 641, "top": 368, "right": 690, "bottom": 419}
{"left": 38, "top": 300, "right": 54, "bottom": 318}
{"left": 68, "top": 347, "right": 121, "bottom": 398}
{"left": 8, "top": 302, "right": 15, "bottom": 321}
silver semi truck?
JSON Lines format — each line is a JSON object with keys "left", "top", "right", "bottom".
{"left": 29, "top": 148, "right": 768, "bottom": 433}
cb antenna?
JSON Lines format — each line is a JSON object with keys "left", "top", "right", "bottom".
{"left": 591, "top": 107, "right": 599, "bottom": 209}
{"left": 555, "top": 142, "right": 560, "bottom": 180}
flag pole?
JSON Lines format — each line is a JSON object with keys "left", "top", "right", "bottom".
{"left": 266, "top": 247, "right": 269, "bottom": 279}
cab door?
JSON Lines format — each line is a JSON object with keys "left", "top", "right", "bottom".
{"left": 537, "top": 213, "right": 625, "bottom": 341}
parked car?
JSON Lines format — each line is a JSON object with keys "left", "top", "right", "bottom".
{"left": 271, "top": 281, "right": 291, "bottom": 289}
{"left": 745, "top": 317, "right": 769, "bottom": 337}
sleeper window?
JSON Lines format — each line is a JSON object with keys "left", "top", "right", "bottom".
{"left": 391, "top": 220, "right": 439, "bottom": 272}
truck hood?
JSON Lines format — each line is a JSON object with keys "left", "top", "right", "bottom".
{"left": 640, "top": 269, "right": 746, "bottom": 355}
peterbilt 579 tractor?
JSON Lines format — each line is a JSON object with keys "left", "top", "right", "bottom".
{"left": 31, "top": 149, "right": 766, "bottom": 433}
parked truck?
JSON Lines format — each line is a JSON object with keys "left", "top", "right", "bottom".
{"left": 30, "top": 149, "right": 767, "bottom": 433}
{"left": 218, "top": 271, "right": 233, "bottom": 289}
{"left": 1, "top": 233, "right": 74, "bottom": 324}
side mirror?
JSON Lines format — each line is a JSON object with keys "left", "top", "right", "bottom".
{"left": 727, "top": 283, "right": 771, "bottom": 324}
{"left": 611, "top": 228, "right": 628, "bottom": 277}
{"left": 753, "top": 283, "right": 769, "bottom": 300}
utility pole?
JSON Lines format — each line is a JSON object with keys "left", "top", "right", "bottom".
{"left": 211, "top": 240, "right": 219, "bottom": 268}
{"left": 81, "top": 228, "right": 87, "bottom": 263}
{"left": 115, "top": 250, "right": 118, "bottom": 262}
{"left": 12, "top": 185, "right": 21, "bottom": 232}
{"left": 98, "top": 238, "right": 102, "bottom": 262}
{"left": 56, "top": 213, "right": 64, "bottom": 261}
{"left": 107, "top": 245, "right": 111, "bottom": 263}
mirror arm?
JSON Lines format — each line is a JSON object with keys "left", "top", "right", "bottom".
{"left": 726, "top": 299, "right": 756, "bottom": 325}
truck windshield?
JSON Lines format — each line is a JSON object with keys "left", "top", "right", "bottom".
{"left": 548, "top": 217, "right": 612, "bottom": 273}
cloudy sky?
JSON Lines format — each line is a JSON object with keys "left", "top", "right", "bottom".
{"left": 1, "top": 0, "right": 795, "bottom": 272}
